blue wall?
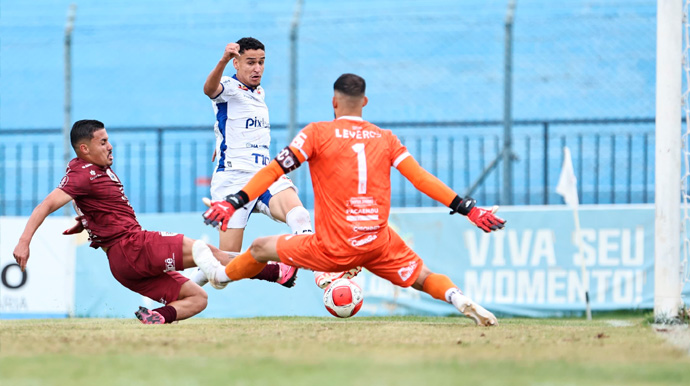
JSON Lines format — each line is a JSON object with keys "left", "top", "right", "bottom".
{"left": 72, "top": 206, "right": 690, "bottom": 319}
{"left": 1, "top": 0, "right": 655, "bottom": 129}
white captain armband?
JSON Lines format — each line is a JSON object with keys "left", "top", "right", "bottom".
{"left": 275, "top": 146, "right": 302, "bottom": 173}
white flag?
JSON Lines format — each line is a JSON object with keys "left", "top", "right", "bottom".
{"left": 556, "top": 146, "right": 579, "bottom": 207}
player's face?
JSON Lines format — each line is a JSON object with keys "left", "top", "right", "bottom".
{"left": 234, "top": 49, "right": 265, "bottom": 88}
{"left": 86, "top": 129, "right": 114, "bottom": 167}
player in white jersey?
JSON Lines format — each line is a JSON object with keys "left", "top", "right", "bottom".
{"left": 200, "top": 38, "right": 357, "bottom": 288}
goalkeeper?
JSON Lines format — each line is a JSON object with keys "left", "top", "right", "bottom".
{"left": 198, "top": 74, "right": 505, "bottom": 326}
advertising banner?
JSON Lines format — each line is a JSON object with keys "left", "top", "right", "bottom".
{"left": 71, "top": 205, "right": 690, "bottom": 318}
{"left": 0, "top": 217, "right": 76, "bottom": 318}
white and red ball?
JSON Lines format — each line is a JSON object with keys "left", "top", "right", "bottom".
{"left": 323, "top": 278, "right": 364, "bottom": 318}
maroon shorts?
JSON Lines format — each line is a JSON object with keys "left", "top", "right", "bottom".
{"left": 106, "top": 231, "right": 188, "bottom": 305}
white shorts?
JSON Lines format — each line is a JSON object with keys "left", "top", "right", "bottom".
{"left": 210, "top": 169, "right": 297, "bottom": 229}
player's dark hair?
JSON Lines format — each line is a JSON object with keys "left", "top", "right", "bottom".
{"left": 236, "top": 37, "right": 265, "bottom": 54}
{"left": 70, "top": 120, "right": 105, "bottom": 149}
{"left": 334, "top": 73, "right": 366, "bottom": 97}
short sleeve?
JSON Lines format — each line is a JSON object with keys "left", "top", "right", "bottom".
{"left": 289, "top": 123, "right": 318, "bottom": 161}
{"left": 211, "top": 76, "right": 238, "bottom": 102}
{"left": 57, "top": 166, "right": 92, "bottom": 198}
{"left": 387, "top": 131, "right": 410, "bottom": 167}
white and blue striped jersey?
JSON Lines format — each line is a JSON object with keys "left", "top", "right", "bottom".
{"left": 211, "top": 75, "right": 271, "bottom": 173}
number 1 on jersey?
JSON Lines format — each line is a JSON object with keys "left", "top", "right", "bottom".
{"left": 352, "top": 143, "right": 367, "bottom": 194}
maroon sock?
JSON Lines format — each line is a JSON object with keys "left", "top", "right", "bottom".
{"left": 251, "top": 263, "right": 279, "bottom": 282}
{"left": 153, "top": 305, "right": 177, "bottom": 324}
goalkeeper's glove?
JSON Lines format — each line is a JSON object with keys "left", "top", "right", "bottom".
{"left": 449, "top": 195, "right": 506, "bottom": 233}
{"left": 202, "top": 191, "right": 249, "bottom": 231}
{"left": 63, "top": 216, "right": 85, "bottom": 235}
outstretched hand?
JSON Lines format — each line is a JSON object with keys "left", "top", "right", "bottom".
{"left": 203, "top": 200, "right": 236, "bottom": 232}
{"left": 467, "top": 205, "right": 506, "bottom": 233}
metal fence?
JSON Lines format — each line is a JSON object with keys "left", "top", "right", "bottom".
{"left": 0, "top": 117, "right": 654, "bottom": 216}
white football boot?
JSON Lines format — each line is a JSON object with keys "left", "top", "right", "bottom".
{"left": 191, "top": 240, "right": 228, "bottom": 289}
{"left": 451, "top": 293, "right": 498, "bottom": 327}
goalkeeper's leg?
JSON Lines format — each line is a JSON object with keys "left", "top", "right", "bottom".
{"left": 413, "top": 265, "right": 497, "bottom": 327}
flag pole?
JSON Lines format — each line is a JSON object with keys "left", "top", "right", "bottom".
{"left": 556, "top": 146, "right": 592, "bottom": 321}
{"left": 572, "top": 208, "right": 592, "bottom": 320}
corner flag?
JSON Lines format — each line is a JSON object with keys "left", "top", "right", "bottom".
{"left": 555, "top": 146, "right": 592, "bottom": 321}
{"left": 556, "top": 146, "right": 579, "bottom": 207}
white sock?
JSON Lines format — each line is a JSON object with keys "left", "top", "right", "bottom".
{"left": 217, "top": 265, "right": 230, "bottom": 282}
{"left": 191, "top": 268, "right": 209, "bottom": 287}
{"left": 447, "top": 289, "right": 472, "bottom": 311}
{"left": 445, "top": 288, "right": 462, "bottom": 303}
{"left": 285, "top": 206, "right": 313, "bottom": 234}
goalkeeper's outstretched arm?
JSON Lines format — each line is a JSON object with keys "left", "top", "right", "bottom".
{"left": 396, "top": 156, "right": 506, "bottom": 232}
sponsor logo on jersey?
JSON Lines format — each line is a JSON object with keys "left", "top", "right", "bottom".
{"left": 251, "top": 153, "right": 270, "bottom": 165}
{"left": 346, "top": 207, "right": 379, "bottom": 215}
{"left": 335, "top": 128, "right": 382, "bottom": 140}
{"left": 164, "top": 257, "right": 176, "bottom": 273}
{"left": 237, "top": 84, "right": 249, "bottom": 91}
{"left": 353, "top": 225, "right": 380, "bottom": 232}
{"left": 398, "top": 261, "right": 418, "bottom": 282}
{"left": 160, "top": 232, "right": 178, "bottom": 237}
{"left": 58, "top": 176, "right": 69, "bottom": 188}
{"left": 348, "top": 196, "right": 377, "bottom": 207}
{"left": 245, "top": 143, "right": 270, "bottom": 149}
{"left": 245, "top": 117, "right": 268, "bottom": 128}
{"left": 81, "top": 163, "right": 92, "bottom": 168}
{"left": 290, "top": 132, "right": 308, "bottom": 149}
{"left": 106, "top": 168, "right": 119, "bottom": 183}
{"left": 350, "top": 234, "right": 378, "bottom": 247}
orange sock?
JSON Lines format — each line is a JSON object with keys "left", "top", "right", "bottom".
{"left": 225, "top": 250, "right": 267, "bottom": 281}
{"left": 422, "top": 273, "right": 458, "bottom": 302}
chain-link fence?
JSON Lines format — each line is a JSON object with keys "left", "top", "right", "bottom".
{"left": 0, "top": 118, "right": 654, "bottom": 215}
{"left": 0, "top": 0, "right": 657, "bottom": 214}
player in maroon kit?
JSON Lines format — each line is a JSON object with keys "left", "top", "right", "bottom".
{"left": 12, "top": 120, "right": 290, "bottom": 324}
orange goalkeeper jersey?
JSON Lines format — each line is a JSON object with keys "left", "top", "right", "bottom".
{"left": 289, "top": 116, "right": 410, "bottom": 255}
{"left": 240, "top": 115, "right": 458, "bottom": 256}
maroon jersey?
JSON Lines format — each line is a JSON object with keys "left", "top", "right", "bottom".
{"left": 58, "top": 158, "right": 141, "bottom": 248}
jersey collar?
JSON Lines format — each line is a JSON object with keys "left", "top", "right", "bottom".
{"left": 336, "top": 116, "right": 364, "bottom": 121}
{"left": 232, "top": 74, "right": 258, "bottom": 92}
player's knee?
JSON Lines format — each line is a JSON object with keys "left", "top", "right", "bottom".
{"left": 248, "top": 238, "right": 267, "bottom": 258}
{"left": 412, "top": 265, "right": 433, "bottom": 291}
{"left": 248, "top": 237, "right": 273, "bottom": 262}
{"left": 192, "top": 290, "right": 208, "bottom": 314}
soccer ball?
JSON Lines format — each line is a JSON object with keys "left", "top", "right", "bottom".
{"left": 323, "top": 278, "right": 364, "bottom": 318}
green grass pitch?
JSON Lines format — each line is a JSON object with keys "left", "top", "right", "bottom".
{"left": 1, "top": 316, "right": 688, "bottom": 385}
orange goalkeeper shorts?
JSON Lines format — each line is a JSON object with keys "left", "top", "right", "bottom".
{"left": 276, "top": 227, "right": 423, "bottom": 287}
